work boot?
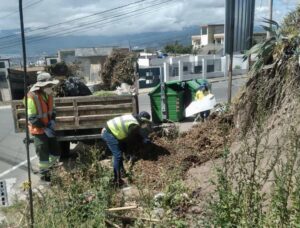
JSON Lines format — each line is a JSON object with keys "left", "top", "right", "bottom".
{"left": 111, "top": 178, "right": 126, "bottom": 188}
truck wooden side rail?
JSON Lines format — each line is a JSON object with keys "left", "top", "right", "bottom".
{"left": 11, "top": 94, "right": 138, "bottom": 141}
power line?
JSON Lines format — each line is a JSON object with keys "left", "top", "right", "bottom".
{"left": 0, "top": 0, "right": 148, "bottom": 41}
{"left": 0, "top": 0, "right": 43, "bottom": 20}
{"left": 0, "top": 0, "right": 173, "bottom": 50}
{"left": 0, "top": 0, "right": 168, "bottom": 48}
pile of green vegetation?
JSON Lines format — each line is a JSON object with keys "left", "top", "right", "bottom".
{"left": 1, "top": 144, "right": 191, "bottom": 227}
{"left": 200, "top": 5, "right": 300, "bottom": 227}
{"left": 93, "top": 90, "right": 116, "bottom": 97}
{"left": 101, "top": 51, "right": 137, "bottom": 90}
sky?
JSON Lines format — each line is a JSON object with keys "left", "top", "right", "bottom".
{"left": 0, "top": 0, "right": 298, "bottom": 36}
{"left": 0, "top": 0, "right": 298, "bottom": 55}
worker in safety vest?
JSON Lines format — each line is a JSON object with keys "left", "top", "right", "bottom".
{"left": 25, "top": 72, "right": 60, "bottom": 182}
{"left": 101, "top": 111, "right": 151, "bottom": 185}
{"left": 195, "top": 83, "right": 211, "bottom": 122}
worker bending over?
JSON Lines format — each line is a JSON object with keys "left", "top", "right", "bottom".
{"left": 25, "top": 72, "right": 61, "bottom": 182}
{"left": 101, "top": 111, "right": 151, "bottom": 186}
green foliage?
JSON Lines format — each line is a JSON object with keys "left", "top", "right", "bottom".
{"left": 244, "top": 12, "right": 300, "bottom": 75}
{"left": 93, "top": 90, "right": 116, "bottom": 97}
{"left": 163, "top": 41, "right": 193, "bottom": 54}
{"left": 16, "top": 147, "right": 114, "bottom": 227}
{"left": 135, "top": 170, "right": 189, "bottom": 227}
{"left": 204, "top": 121, "right": 300, "bottom": 227}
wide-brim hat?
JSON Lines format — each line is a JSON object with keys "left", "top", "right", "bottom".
{"left": 30, "top": 80, "right": 59, "bottom": 92}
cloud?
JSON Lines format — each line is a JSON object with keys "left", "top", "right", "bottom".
{"left": 0, "top": 0, "right": 297, "bottom": 37}
{"left": 0, "top": 0, "right": 226, "bottom": 36}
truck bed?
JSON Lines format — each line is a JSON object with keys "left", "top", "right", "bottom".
{"left": 11, "top": 95, "right": 138, "bottom": 133}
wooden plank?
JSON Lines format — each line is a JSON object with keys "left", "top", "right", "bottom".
{"left": 17, "top": 105, "right": 74, "bottom": 114}
{"left": 54, "top": 95, "right": 133, "bottom": 104}
{"left": 77, "top": 103, "right": 132, "bottom": 111}
{"left": 18, "top": 116, "right": 75, "bottom": 124}
{"left": 11, "top": 102, "right": 19, "bottom": 133}
{"left": 79, "top": 113, "right": 128, "bottom": 121}
{"left": 106, "top": 205, "right": 138, "bottom": 212}
{"left": 55, "top": 106, "right": 74, "bottom": 112}
{"left": 56, "top": 123, "right": 106, "bottom": 130}
{"left": 57, "top": 134, "right": 102, "bottom": 141}
{"left": 132, "top": 95, "right": 138, "bottom": 115}
{"left": 73, "top": 100, "right": 79, "bottom": 128}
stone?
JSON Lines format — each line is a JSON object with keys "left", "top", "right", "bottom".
{"left": 121, "top": 186, "right": 140, "bottom": 202}
{"left": 152, "top": 208, "right": 165, "bottom": 219}
{"left": 188, "top": 206, "right": 202, "bottom": 214}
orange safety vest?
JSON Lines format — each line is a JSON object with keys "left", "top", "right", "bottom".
{"left": 28, "top": 91, "right": 54, "bottom": 135}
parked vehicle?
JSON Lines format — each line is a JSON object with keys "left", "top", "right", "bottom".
{"left": 8, "top": 69, "right": 139, "bottom": 156}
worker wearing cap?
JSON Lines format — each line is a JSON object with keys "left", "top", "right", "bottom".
{"left": 101, "top": 111, "right": 151, "bottom": 185}
{"left": 195, "top": 83, "right": 211, "bottom": 121}
{"left": 25, "top": 72, "right": 60, "bottom": 181}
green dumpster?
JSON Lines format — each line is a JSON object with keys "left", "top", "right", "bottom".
{"left": 186, "top": 80, "right": 200, "bottom": 102}
{"left": 148, "top": 80, "right": 185, "bottom": 123}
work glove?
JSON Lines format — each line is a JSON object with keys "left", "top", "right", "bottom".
{"left": 44, "top": 127, "right": 56, "bottom": 138}
{"left": 47, "top": 120, "right": 56, "bottom": 130}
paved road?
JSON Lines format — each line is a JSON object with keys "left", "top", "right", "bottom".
{"left": 0, "top": 107, "right": 39, "bottom": 207}
{"left": 138, "top": 76, "right": 246, "bottom": 115}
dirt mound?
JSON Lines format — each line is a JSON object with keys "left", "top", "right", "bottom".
{"left": 132, "top": 114, "right": 236, "bottom": 189}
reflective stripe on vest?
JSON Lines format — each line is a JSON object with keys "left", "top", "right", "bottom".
{"left": 107, "top": 114, "right": 139, "bottom": 140}
{"left": 27, "top": 91, "right": 54, "bottom": 135}
{"left": 28, "top": 92, "right": 46, "bottom": 118}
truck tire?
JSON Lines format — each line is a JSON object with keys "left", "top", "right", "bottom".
{"left": 60, "top": 141, "right": 70, "bottom": 159}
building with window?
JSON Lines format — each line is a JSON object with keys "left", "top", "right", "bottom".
{"left": 45, "top": 56, "right": 58, "bottom": 66}
{"left": 192, "top": 24, "right": 225, "bottom": 50}
{"left": 192, "top": 24, "right": 266, "bottom": 53}
{"left": 0, "top": 59, "right": 10, "bottom": 101}
{"left": 58, "top": 47, "right": 129, "bottom": 82}
{"left": 0, "top": 59, "right": 10, "bottom": 88}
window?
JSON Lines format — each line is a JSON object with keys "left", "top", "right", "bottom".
{"left": 50, "top": 59, "right": 57, "bottom": 65}
{"left": 0, "top": 62, "right": 5, "bottom": 68}
{"left": 183, "top": 66, "right": 188, "bottom": 72}
{"left": 201, "top": 27, "right": 207, "bottom": 35}
{"left": 0, "top": 72, "right": 6, "bottom": 82}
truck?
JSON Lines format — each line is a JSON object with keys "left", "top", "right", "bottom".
{"left": 8, "top": 68, "right": 139, "bottom": 156}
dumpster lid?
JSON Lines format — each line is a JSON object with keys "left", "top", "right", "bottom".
{"left": 148, "top": 80, "right": 182, "bottom": 95}
{"left": 186, "top": 80, "right": 200, "bottom": 90}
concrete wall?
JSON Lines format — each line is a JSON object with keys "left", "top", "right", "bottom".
{"left": 0, "top": 60, "right": 10, "bottom": 89}
{"left": 76, "top": 56, "right": 107, "bottom": 82}
{"left": 157, "top": 54, "right": 248, "bottom": 82}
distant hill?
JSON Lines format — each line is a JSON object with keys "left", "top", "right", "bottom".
{"left": 0, "top": 26, "right": 199, "bottom": 56}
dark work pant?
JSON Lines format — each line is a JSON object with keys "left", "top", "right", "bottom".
{"left": 33, "top": 134, "right": 61, "bottom": 175}
{"left": 101, "top": 129, "right": 124, "bottom": 181}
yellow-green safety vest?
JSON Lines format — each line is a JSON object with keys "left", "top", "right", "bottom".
{"left": 107, "top": 114, "right": 139, "bottom": 140}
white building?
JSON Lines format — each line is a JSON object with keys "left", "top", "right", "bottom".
{"left": 0, "top": 59, "right": 10, "bottom": 101}
{"left": 192, "top": 24, "right": 225, "bottom": 50}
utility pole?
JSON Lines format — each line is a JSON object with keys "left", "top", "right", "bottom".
{"left": 18, "top": 0, "right": 34, "bottom": 227}
{"left": 267, "top": 0, "right": 273, "bottom": 39}
{"left": 226, "top": 0, "right": 235, "bottom": 104}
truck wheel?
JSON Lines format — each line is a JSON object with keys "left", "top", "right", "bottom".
{"left": 60, "top": 141, "right": 70, "bottom": 159}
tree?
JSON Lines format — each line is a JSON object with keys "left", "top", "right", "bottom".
{"left": 163, "top": 41, "right": 192, "bottom": 54}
